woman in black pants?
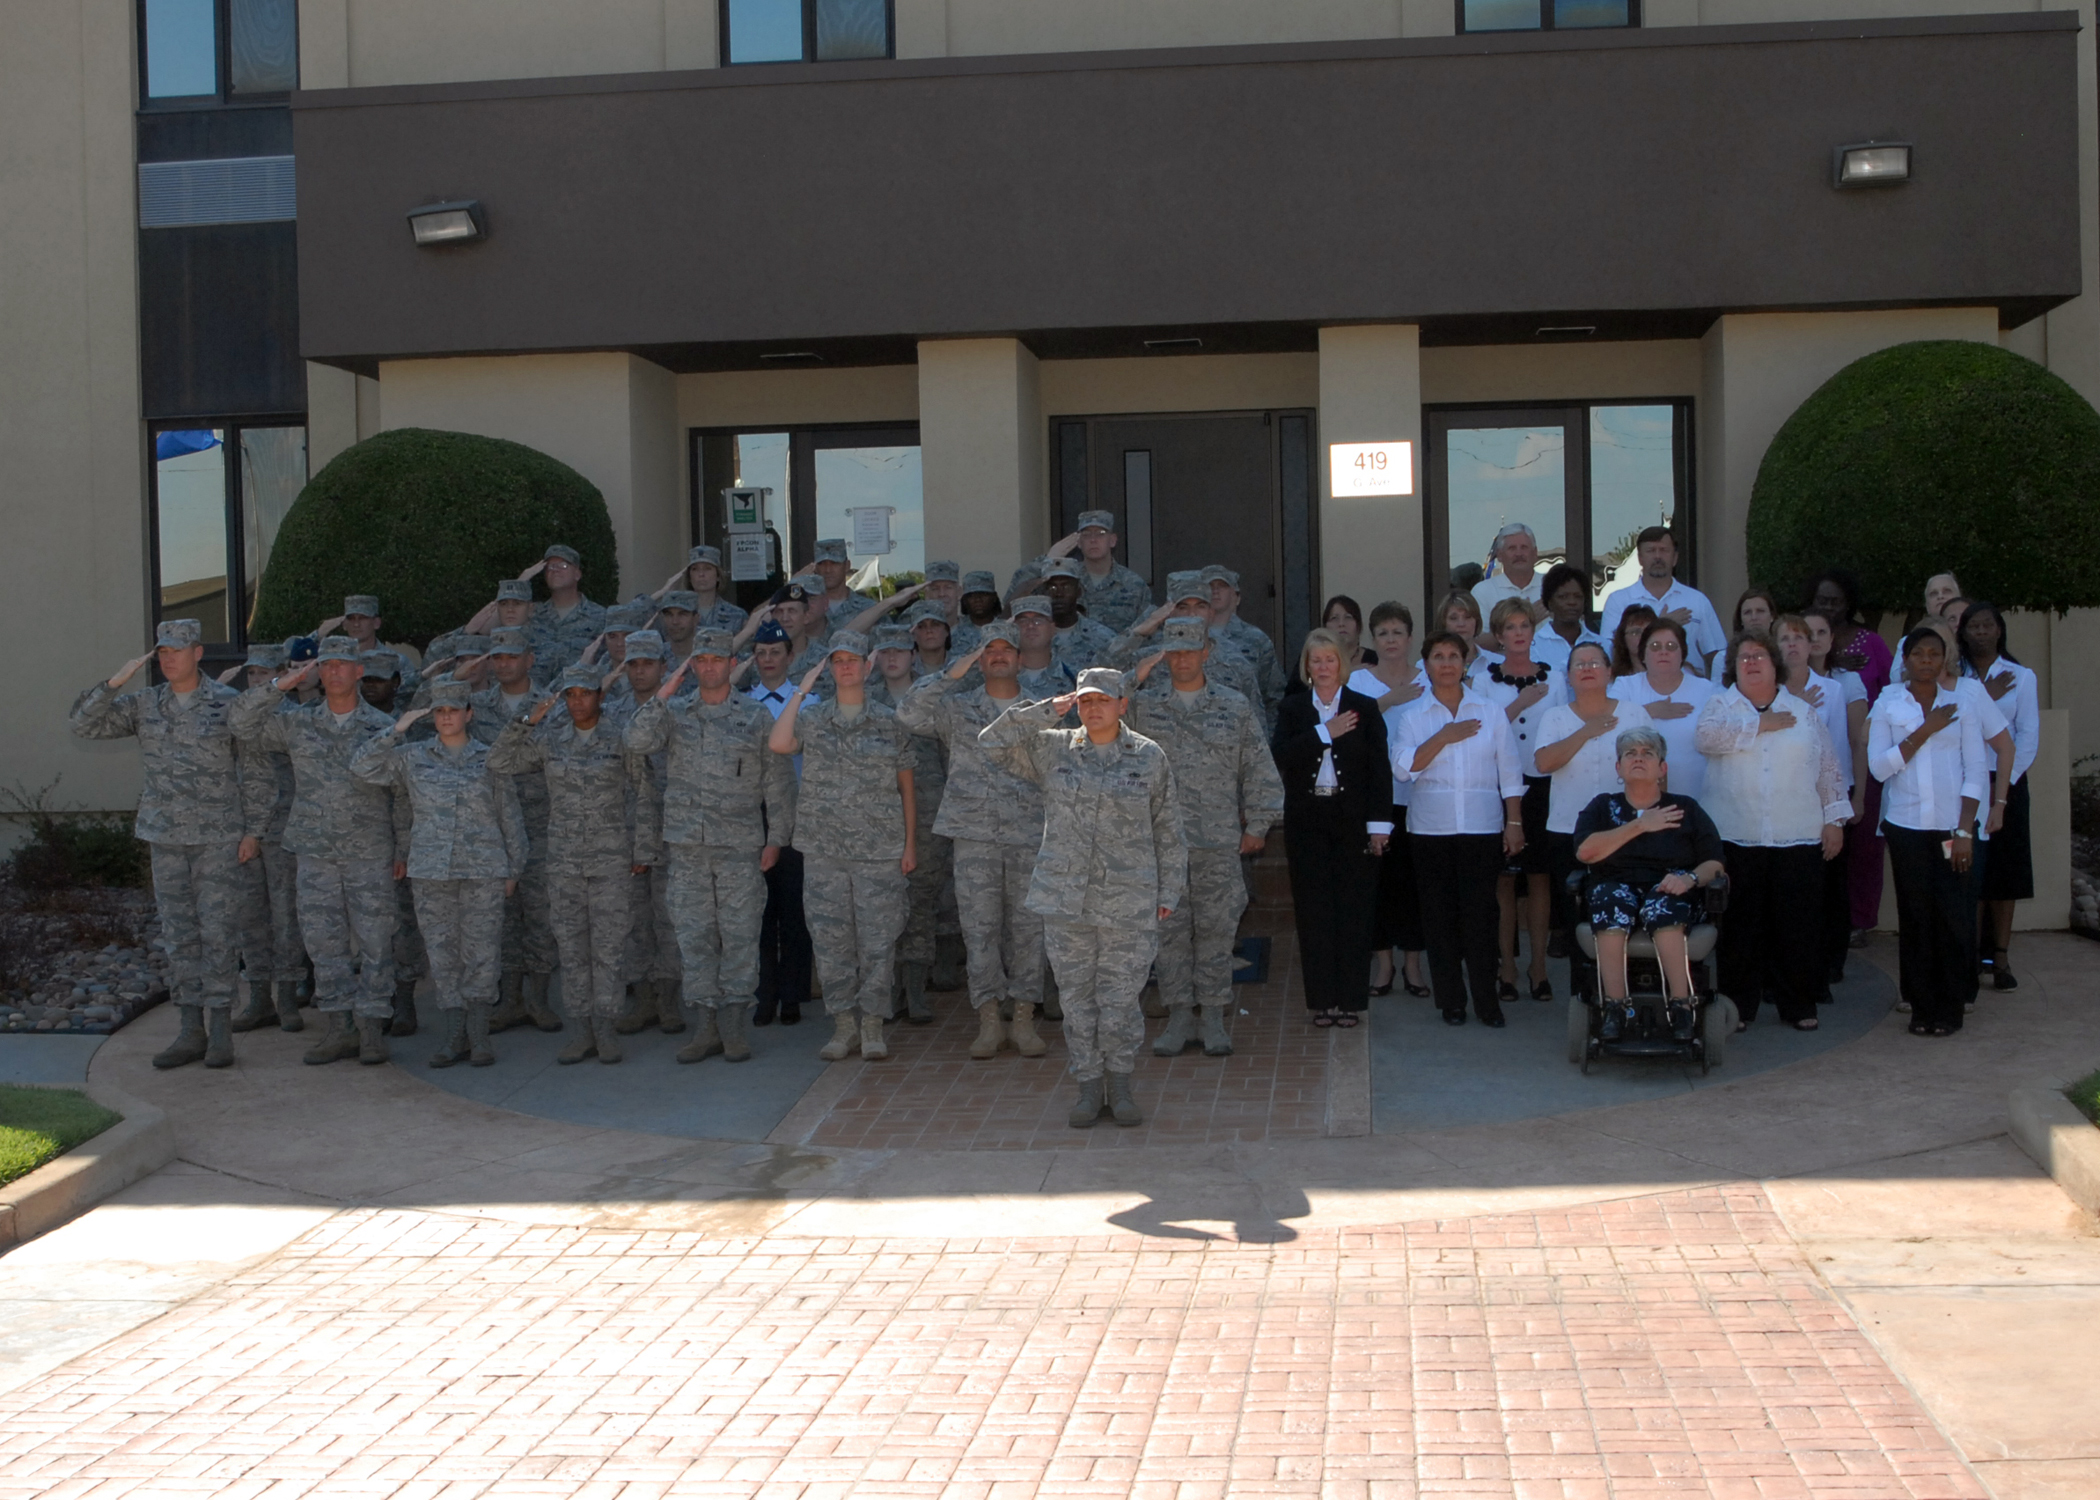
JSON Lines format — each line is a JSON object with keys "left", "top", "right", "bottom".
{"left": 1389, "top": 632, "right": 1527, "bottom": 1027}
{"left": 1273, "top": 629, "right": 1392, "bottom": 1027}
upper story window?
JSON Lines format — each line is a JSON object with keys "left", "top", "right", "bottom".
{"left": 722, "top": 0, "right": 893, "bottom": 64}
{"left": 140, "top": 0, "right": 298, "bottom": 106}
{"left": 1458, "top": 0, "right": 1637, "bottom": 32}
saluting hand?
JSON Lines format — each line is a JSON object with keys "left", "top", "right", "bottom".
{"left": 393, "top": 706, "right": 432, "bottom": 734}
{"left": 1047, "top": 531, "right": 1082, "bottom": 559}
{"left": 946, "top": 645, "right": 986, "bottom": 681}
{"left": 579, "top": 633, "right": 604, "bottom": 665}
{"left": 107, "top": 652, "right": 153, "bottom": 690}
{"left": 524, "top": 693, "right": 558, "bottom": 726}
{"left": 314, "top": 614, "right": 347, "bottom": 638}
{"left": 216, "top": 664, "right": 245, "bottom": 686}
{"left": 1134, "top": 650, "right": 1167, "bottom": 685}
{"left": 795, "top": 660, "right": 827, "bottom": 697}
{"left": 274, "top": 660, "right": 320, "bottom": 692}
{"left": 1135, "top": 601, "right": 1175, "bottom": 635}
{"left": 516, "top": 560, "right": 549, "bottom": 582}
{"left": 1049, "top": 691, "right": 1082, "bottom": 716}
{"left": 659, "top": 565, "right": 688, "bottom": 595}
{"left": 654, "top": 656, "right": 694, "bottom": 702}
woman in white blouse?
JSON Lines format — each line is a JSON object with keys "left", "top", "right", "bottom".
{"left": 1476, "top": 598, "right": 1562, "bottom": 1004}
{"left": 1959, "top": 602, "right": 2041, "bottom": 990}
{"left": 1695, "top": 633, "right": 1849, "bottom": 1031}
{"left": 1536, "top": 641, "right": 1650, "bottom": 965}
{"left": 1613, "top": 617, "right": 1716, "bottom": 798}
{"left": 1390, "top": 632, "right": 1526, "bottom": 1027}
{"left": 1350, "top": 603, "right": 1429, "bottom": 998}
{"left": 1869, "top": 627, "right": 1991, "bottom": 1037}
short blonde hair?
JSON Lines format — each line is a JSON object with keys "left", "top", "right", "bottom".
{"left": 1298, "top": 627, "right": 1347, "bottom": 683}
{"left": 1488, "top": 596, "right": 1540, "bottom": 639}
{"left": 1435, "top": 590, "right": 1484, "bottom": 635}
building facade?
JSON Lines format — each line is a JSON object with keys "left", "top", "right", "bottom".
{"left": 5, "top": 0, "right": 2096, "bottom": 890}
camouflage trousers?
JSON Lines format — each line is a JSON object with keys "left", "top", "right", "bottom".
{"left": 1041, "top": 920, "right": 1157, "bottom": 1081}
{"left": 297, "top": 855, "right": 399, "bottom": 1019}
{"left": 898, "top": 830, "right": 953, "bottom": 966}
{"left": 666, "top": 844, "right": 765, "bottom": 1011}
{"left": 500, "top": 856, "right": 556, "bottom": 975}
{"left": 235, "top": 838, "right": 305, "bottom": 983}
{"left": 951, "top": 839, "right": 1043, "bottom": 1006}
{"left": 1155, "top": 846, "right": 1248, "bottom": 1012}
{"left": 625, "top": 864, "right": 682, "bottom": 984}
{"left": 549, "top": 870, "right": 637, "bottom": 1019}
{"left": 149, "top": 841, "right": 243, "bottom": 1010}
{"left": 393, "top": 873, "right": 426, "bottom": 981}
{"left": 413, "top": 877, "right": 506, "bottom": 1011}
{"left": 805, "top": 856, "right": 909, "bottom": 1018}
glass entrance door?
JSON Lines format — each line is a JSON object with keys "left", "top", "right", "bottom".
{"left": 1431, "top": 411, "right": 1576, "bottom": 601}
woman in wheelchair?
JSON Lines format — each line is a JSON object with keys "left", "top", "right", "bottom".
{"left": 1571, "top": 727, "right": 1726, "bottom": 1041}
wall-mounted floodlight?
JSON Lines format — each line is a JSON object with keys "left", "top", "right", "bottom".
{"left": 407, "top": 199, "right": 486, "bottom": 245}
{"left": 1834, "top": 143, "right": 1911, "bottom": 188}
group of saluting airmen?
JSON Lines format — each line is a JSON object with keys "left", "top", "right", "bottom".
{"left": 73, "top": 511, "right": 1289, "bottom": 1129}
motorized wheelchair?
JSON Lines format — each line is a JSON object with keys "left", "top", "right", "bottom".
{"left": 1563, "top": 867, "right": 1736, "bottom": 1074}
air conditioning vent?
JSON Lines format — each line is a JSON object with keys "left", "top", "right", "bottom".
{"left": 138, "top": 156, "right": 296, "bottom": 228}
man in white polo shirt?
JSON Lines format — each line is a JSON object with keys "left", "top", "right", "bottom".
{"left": 1597, "top": 526, "right": 1727, "bottom": 676}
{"left": 1470, "top": 522, "right": 1544, "bottom": 615}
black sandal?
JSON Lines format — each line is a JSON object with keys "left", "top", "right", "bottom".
{"left": 1369, "top": 981, "right": 1394, "bottom": 998}
{"left": 1403, "top": 980, "right": 1432, "bottom": 998}
{"left": 1531, "top": 979, "right": 1554, "bottom": 1003}
{"left": 1792, "top": 1017, "right": 1820, "bottom": 1031}
{"left": 1335, "top": 1012, "right": 1360, "bottom": 1028}
{"left": 1992, "top": 950, "right": 2019, "bottom": 991}
{"left": 1497, "top": 980, "right": 1520, "bottom": 1005}
{"left": 1314, "top": 1011, "right": 1337, "bottom": 1028}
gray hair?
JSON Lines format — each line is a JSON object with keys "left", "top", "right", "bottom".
{"left": 1493, "top": 522, "right": 1537, "bottom": 550}
{"left": 1615, "top": 725, "right": 1667, "bottom": 761}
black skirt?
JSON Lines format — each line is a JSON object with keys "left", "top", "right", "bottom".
{"left": 1503, "top": 775, "right": 1553, "bottom": 877}
{"left": 1980, "top": 774, "right": 2034, "bottom": 901}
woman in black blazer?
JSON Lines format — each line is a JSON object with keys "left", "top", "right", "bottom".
{"left": 1272, "top": 628, "right": 1394, "bottom": 1026}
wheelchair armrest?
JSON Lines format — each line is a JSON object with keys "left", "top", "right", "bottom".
{"left": 1702, "top": 871, "right": 1730, "bottom": 916}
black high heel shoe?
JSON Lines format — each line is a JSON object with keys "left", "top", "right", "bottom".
{"left": 1403, "top": 980, "right": 1432, "bottom": 998}
{"left": 1992, "top": 949, "right": 2019, "bottom": 991}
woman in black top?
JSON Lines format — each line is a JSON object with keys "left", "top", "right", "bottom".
{"left": 1273, "top": 628, "right": 1393, "bottom": 1026}
{"left": 1573, "top": 725, "right": 1726, "bottom": 1040}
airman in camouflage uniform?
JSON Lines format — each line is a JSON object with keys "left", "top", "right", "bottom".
{"left": 470, "top": 627, "right": 562, "bottom": 1033}
{"left": 624, "top": 626, "right": 795, "bottom": 1064}
{"left": 1012, "top": 596, "right": 1078, "bottom": 701}
{"left": 525, "top": 543, "right": 610, "bottom": 678}
{"left": 600, "top": 630, "right": 683, "bottom": 1032}
{"left": 351, "top": 679, "right": 530, "bottom": 1068}
{"left": 770, "top": 630, "right": 918, "bottom": 1063}
{"left": 71, "top": 619, "right": 271, "bottom": 1069}
{"left": 231, "top": 640, "right": 307, "bottom": 1034}
{"left": 981, "top": 667, "right": 1187, "bottom": 1128}
{"left": 1204, "top": 566, "right": 1286, "bottom": 730}
{"left": 359, "top": 653, "right": 428, "bottom": 1036}
{"left": 230, "top": 635, "right": 407, "bottom": 1066}
{"left": 811, "top": 539, "right": 879, "bottom": 636}
{"left": 896, "top": 620, "right": 1053, "bottom": 1059}
{"left": 1125, "top": 618, "right": 1284, "bottom": 1059}
{"left": 870, "top": 624, "right": 949, "bottom": 1024}
{"left": 952, "top": 568, "right": 1004, "bottom": 657}
{"left": 680, "top": 545, "right": 750, "bottom": 633}
{"left": 339, "top": 594, "right": 422, "bottom": 695}
{"left": 489, "top": 663, "right": 646, "bottom": 1065}
{"left": 1039, "top": 556, "right": 1118, "bottom": 672}
{"left": 655, "top": 590, "right": 701, "bottom": 677}
{"left": 1069, "top": 509, "right": 1155, "bottom": 632}
{"left": 1104, "top": 573, "right": 1266, "bottom": 722}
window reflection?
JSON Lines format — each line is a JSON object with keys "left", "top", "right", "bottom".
{"left": 144, "top": 0, "right": 217, "bottom": 97}
{"left": 1445, "top": 426, "right": 1567, "bottom": 590}
{"left": 229, "top": 0, "right": 299, "bottom": 93}
{"left": 240, "top": 427, "right": 307, "bottom": 632}
{"left": 727, "top": 0, "right": 805, "bottom": 62}
{"left": 815, "top": 446, "right": 924, "bottom": 580}
{"left": 815, "top": 0, "right": 889, "bottom": 59}
{"left": 1588, "top": 405, "right": 1678, "bottom": 610}
{"left": 155, "top": 430, "right": 230, "bottom": 642}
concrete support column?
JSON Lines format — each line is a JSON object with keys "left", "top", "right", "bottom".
{"left": 916, "top": 338, "right": 1044, "bottom": 586}
{"left": 377, "top": 352, "right": 683, "bottom": 597}
{"left": 1317, "top": 324, "right": 1423, "bottom": 629}
{"left": 1697, "top": 308, "right": 1998, "bottom": 614}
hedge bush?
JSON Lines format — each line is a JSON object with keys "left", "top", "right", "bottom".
{"left": 250, "top": 429, "right": 619, "bottom": 648}
{"left": 1746, "top": 341, "right": 2100, "bottom": 616}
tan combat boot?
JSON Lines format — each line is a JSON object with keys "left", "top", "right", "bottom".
{"left": 818, "top": 1010, "right": 860, "bottom": 1062}
{"left": 1008, "top": 1002, "right": 1047, "bottom": 1057}
{"left": 968, "top": 1002, "right": 1006, "bottom": 1060}
{"left": 859, "top": 1011, "right": 888, "bottom": 1061}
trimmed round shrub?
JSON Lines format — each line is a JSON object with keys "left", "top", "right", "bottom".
{"left": 250, "top": 428, "right": 619, "bottom": 648}
{"left": 1747, "top": 340, "right": 2100, "bottom": 616}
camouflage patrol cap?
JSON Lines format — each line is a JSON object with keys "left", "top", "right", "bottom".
{"left": 976, "top": 619, "right": 1021, "bottom": 648}
{"left": 604, "top": 602, "right": 652, "bottom": 633}
{"left": 903, "top": 600, "right": 948, "bottom": 628}
{"left": 343, "top": 594, "right": 380, "bottom": 618}
{"left": 1201, "top": 565, "right": 1241, "bottom": 592}
{"left": 687, "top": 544, "right": 723, "bottom": 568}
{"left": 316, "top": 635, "right": 361, "bottom": 663}
{"left": 543, "top": 544, "right": 581, "bottom": 566}
{"left": 1073, "top": 666, "right": 1128, "bottom": 698}
{"left": 692, "top": 627, "right": 736, "bottom": 659}
{"left": 557, "top": 664, "right": 604, "bottom": 693}
{"left": 827, "top": 629, "right": 872, "bottom": 659}
{"left": 1159, "top": 617, "right": 1210, "bottom": 652}
{"left": 1011, "top": 595, "right": 1053, "bottom": 619}
{"left": 1165, "top": 570, "right": 1210, "bottom": 604}
{"left": 871, "top": 624, "right": 913, "bottom": 653}
{"left": 622, "top": 630, "right": 666, "bottom": 661}
{"left": 1040, "top": 557, "right": 1084, "bottom": 582}
{"left": 155, "top": 619, "right": 202, "bottom": 649}
{"left": 487, "top": 627, "right": 528, "bottom": 657}
{"left": 428, "top": 679, "right": 473, "bottom": 708}
{"left": 923, "top": 559, "right": 960, "bottom": 584}
{"left": 660, "top": 590, "right": 700, "bottom": 613}
{"left": 961, "top": 570, "right": 999, "bottom": 597}
{"left": 449, "top": 634, "right": 492, "bottom": 658}
{"left": 496, "top": 579, "right": 533, "bottom": 603}
{"left": 812, "top": 538, "right": 850, "bottom": 565}
{"left": 1077, "top": 509, "right": 1116, "bottom": 532}
{"left": 361, "top": 650, "right": 402, "bottom": 679}
{"left": 244, "top": 641, "right": 286, "bottom": 669}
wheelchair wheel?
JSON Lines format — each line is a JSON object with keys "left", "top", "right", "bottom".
{"left": 1700, "top": 999, "right": 1728, "bottom": 1071}
{"left": 1566, "top": 997, "right": 1590, "bottom": 1066}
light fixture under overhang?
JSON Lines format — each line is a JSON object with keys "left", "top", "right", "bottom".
{"left": 1834, "top": 142, "right": 1911, "bottom": 188}
{"left": 758, "top": 351, "right": 825, "bottom": 364}
{"left": 1535, "top": 325, "right": 1596, "bottom": 340}
{"left": 1143, "top": 336, "right": 1204, "bottom": 352}
{"left": 407, "top": 199, "right": 486, "bottom": 246}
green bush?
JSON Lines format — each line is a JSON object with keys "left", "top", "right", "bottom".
{"left": 250, "top": 429, "right": 619, "bottom": 648}
{"left": 2067, "top": 1069, "right": 2100, "bottom": 1127}
{"left": 2, "top": 781, "right": 149, "bottom": 890}
{"left": 1747, "top": 341, "right": 2100, "bottom": 616}
{"left": 0, "top": 1086, "right": 122, "bottom": 1187}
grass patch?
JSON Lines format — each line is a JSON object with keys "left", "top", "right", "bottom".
{"left": 2067, "top": 1070, "right": 2100, "bottom": 1127}
{"left": 0, "top": 1085, "right": 122, "bottom": 1187}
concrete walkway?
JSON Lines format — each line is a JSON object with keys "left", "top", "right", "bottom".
{"left": 0, "top": 934, "right": 2093, "bottom": 1498}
